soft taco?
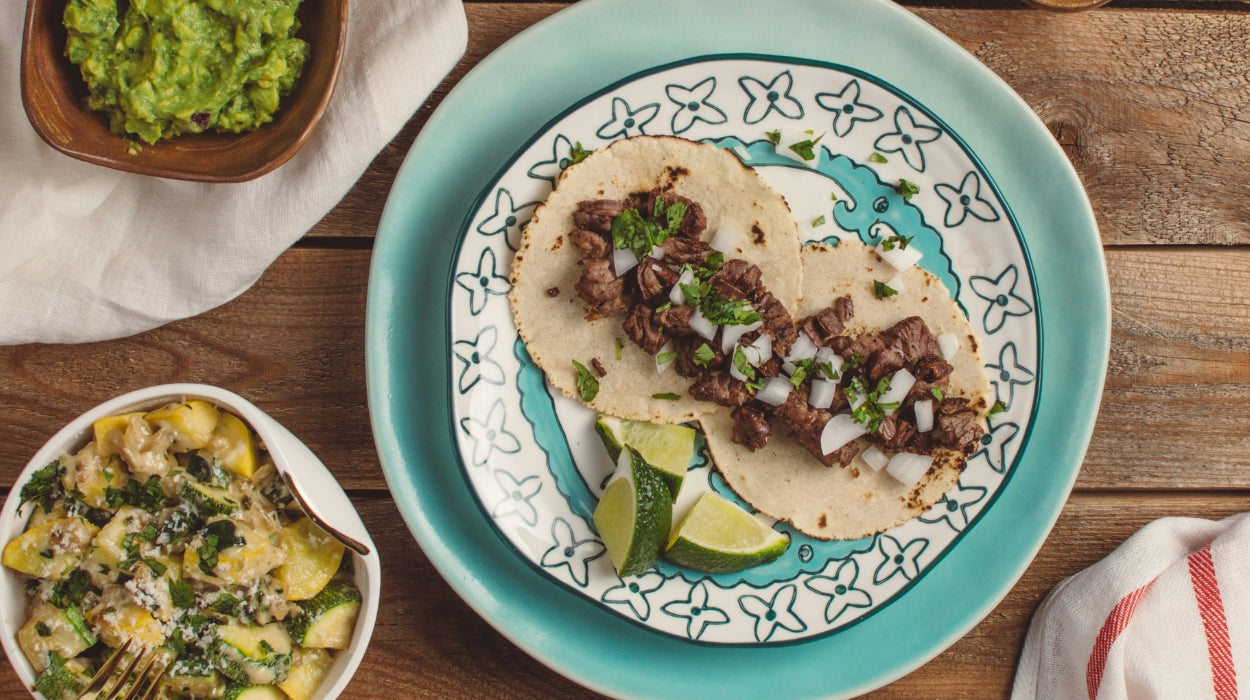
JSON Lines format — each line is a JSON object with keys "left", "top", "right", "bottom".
{"left": 700, "top": 239, "right": 994, "bottom": 540}
{"left": 509, "top": 135, "right": 802, "bottom": 423}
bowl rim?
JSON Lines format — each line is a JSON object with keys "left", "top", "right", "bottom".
{"left": 19, "top": 0, "right": 350, "bottom": 183}
{"left": 0, "top": 383, "right": 380, "bottom": 699}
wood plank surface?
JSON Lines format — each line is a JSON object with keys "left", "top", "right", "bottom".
{"left": 312, "top": 4, "right": 1250, "bottom": 247}
{"left": 4, "top": 1, "right": 1250, "bottom": 699}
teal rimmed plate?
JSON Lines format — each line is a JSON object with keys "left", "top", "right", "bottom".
{"left": 367, "top": 0, "right": 1108, "bottom": 696}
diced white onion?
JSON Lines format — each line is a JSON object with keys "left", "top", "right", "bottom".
{"left": 886, "top": 452, "right": 933, "bottom": 487}
{"left": 861, "top": 446, "right": 889, "bottom": 472}
{"left": 820, "top": 413, "right": 866, "bottom": 456}
{"left": 669, "top": 267, "right": 695, "bottom": 306}
{"left": 613, "top": 247, "right": 639, "bottom": 276}
{"left": 656, "top": 341, "right": 675, "bottom": 375}
{"left": 720, "top": 318, "right": 762, "bottom": 354}
{"left": 689, "top": 308, "right": 716, "bottom": 340}
{"left": 886, "top": 274, "right": 905, "bottom": 294}
{"left": 808, "top": 378, "right": 836, "bottom": 409}
{"left": 709, "top": 228, "right": 740, "bottom": 254}
{"left": 651, "top": 245, "right": 665, "bottom": 261}
{"left": 782, "top": 334, "right": 819, "bottom": 374}
{"left": 914, "top": 399, "right": 934, "bottom": 432}
{"left": 877, "top": 242, "right": 923, "bottom": 272}
{"left": 756, "top": 377, "right": 794, "bottom": 406}
{"left": 878, "top": 368, "right": 916, "bottom": 412}
{"left": 938, "top": 332, "right": 959, "bottom": 361}
{"left": 747, "top": 334, "right": 773, "bottom": 364}
{"left": 815, "top": 347, "right": 844, "bottom": 377}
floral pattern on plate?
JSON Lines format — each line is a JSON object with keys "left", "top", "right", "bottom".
{"left": 446, "top": 56, "right": 1038, "bottom": 645}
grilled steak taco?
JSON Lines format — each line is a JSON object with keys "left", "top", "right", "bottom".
{"left": 700, "top": 239, "right": 993, "bottom": 540}
{"left": 509, "top": 135, "right": 802, "bottom": 423}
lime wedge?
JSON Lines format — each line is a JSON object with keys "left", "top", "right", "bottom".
{"left": 664, "top": 492, "right": 789, "bottom": 574}
{"left": 592, "top": 448, "right": 674, "bottom": 577}
{"left": 594, "top": 414, "right": 695, "bottom": 499}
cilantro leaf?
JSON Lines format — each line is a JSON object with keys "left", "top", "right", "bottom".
{"left": 874, "top": 280, "right": 898, "bottom": 299}
{"left": 897, "top": 178, "right": 920, "bottom": 201}
{"left": 569, "top": 141, "right": 592, "bottom": 165}
{"left": 700, "top": 293, "right": 761, "bottom": 326}
{"left": 788, "top": 133, "right": 824, "bottom": 161}
{"left": 765, "top": 129, "right": 781, "bottom": 146}
{"left": 169, "top": 579, "right": 195, "bottom": 609}
{"left": 930, "top": 386, "right": 944, "bottom": 401}
{"left": 987, "top": 400, "right": 1007, "bottom": 419}
{"left": 880, "top": 234, "right": 914, "bottom": 251}
{"left": 811, "top": 215, "right": 826, "bottom": 228}
{"left": 572, "top": 360, "right": 600, "bottom": 402}
{"left": 692, "top": 343, "right": 715, "bottom": 369}
{"left": 20, "top": 461, "right": 64, "bottom": 513}
{"left": 655, "top": 351, "right": 677, "bottom": 366}
{"left": 652, "top": 393, "right": 681, "bottom": 401}
{"left": 869, "top": 152, "right": 888, "bottom": 164}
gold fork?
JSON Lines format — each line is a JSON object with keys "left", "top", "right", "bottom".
{"left": 77, "top": 639, "right": 170, "bottom": 700}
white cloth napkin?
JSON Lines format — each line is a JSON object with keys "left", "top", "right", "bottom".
{"left": 1014, "top": 512, "right": 1250, "bottom": 700}
{"left": 0, "top": 0, "right": 467, "bottom": 345}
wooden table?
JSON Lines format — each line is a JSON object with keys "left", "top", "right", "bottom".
{"left": 4, "top": 0, "right": 1248, "bottom": 696}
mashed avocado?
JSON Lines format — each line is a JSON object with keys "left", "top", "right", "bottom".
{"left": 62, "top": 0, "right": 308, "bottom": 146}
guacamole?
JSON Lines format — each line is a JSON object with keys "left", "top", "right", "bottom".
{"left": 62, "top": 0, "right": 309, "bottom": 146}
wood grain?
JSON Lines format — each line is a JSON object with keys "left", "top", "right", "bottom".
{"left": 4, "top": 3, "right": 1250, "bottom": 699}
{"left": 310, "top": 4, "right": 1250, "bottom": 248}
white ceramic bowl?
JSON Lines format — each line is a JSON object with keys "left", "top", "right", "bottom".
{"left": 0, "top": 384, "right": 380, "bottom": 699}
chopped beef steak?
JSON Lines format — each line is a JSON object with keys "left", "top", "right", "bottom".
{"left": 573, "top": 200, "right": 625, "bottom": 234}
{"left": 622, "top": 304, "right": 666, "bottom": 354}
{"left": 933, "top": 397, "right": 984, "bottom": 453}
{"left": 569, "top": 228, "right": 610, "bottom": 258}
{"left": 658, "top": 237, "right": 713, "bottom": 264}
{"left": 636, "top": 257, "right": 679, "bottom": 304}
{"left": 575, "top": 257, "right": 626, "bottom": 319}
{"left": 731, "top": 405, "right": 771, "bottom": 451}
{"left": 688, "top": 371, "right": 751, "bottom": 407}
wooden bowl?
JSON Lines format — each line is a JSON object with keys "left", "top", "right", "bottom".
{"left": 20, "top": 0, "right": 349, "bottom": 183}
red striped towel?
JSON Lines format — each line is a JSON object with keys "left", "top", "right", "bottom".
{"left": 1013, "top": 513, "right": 1249, "bottom": 700}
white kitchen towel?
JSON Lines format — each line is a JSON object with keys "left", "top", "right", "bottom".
{"left": 0, "top": 0, "right": 468, "bottom": 345}
{"left": 1013, "top": 512, "right": 1250, "bottom": 700}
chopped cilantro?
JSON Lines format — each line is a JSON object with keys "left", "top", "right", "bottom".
{"left": 652, "top": 393, "right": 682, "bottom": 401}
{"left": 874, "top": 280, "right": 898, "bottom": 299}
{"left": 50, "top": 569, "right": 92, "bottom": 608}
{"left": 169, "top": 579, "right": 195, "bottom": 609}
{"left": 196, "top": 534, "right": 220, "bottom": 576}
{"left": 731, "top": 347, "right": 764, "bottom": 393}
{"left": 106, "top": 475, "right": 168, "bottom": 512}
{"left": 897, "top": 178, "right": 920, "bottom": 201}
{"left": 569, "top": 141, "right": 592, "bottom": 165}
{"left": 615, "top": 337, "right": 623, "bottom": 361}
{"left": 788, "top": 133, "right": 824, "bottom": 161}
{"left": 987, "top": 400, "right": 1007, "bottom": 419}
{"left": 610, "top": 199, "right": 686, "bottom": 260}
{"left": 930, "top": 386, "right": 945, "bottom": 401}
{"left": 789, "top": 359, "right": 837, "bottom": 388}
{"left": 700, "top": 293, "right": 761, "bottom": 326}
{"left": 20, "top": 460, "right": 64, "bottom": 513}
{"left": 831, "top": 192, "right": 839, "bottom": 201}
{"left": 572, "top": 360, "right": 600, "bottom": 402}
{"left": 655, "top": 351, "right": 677, "bottom": 366}
{"left": 211, "top": 593, "right": 242, "bottom": 617}
{"left": 846, "top": 375, "right": 899, "bottom": 433}
{"left": 880, "top": 234, "right": 914, "bottom": 251}
{"left": 869, "top": 152, "right": 888, "bottom": 164}
{"left": 143, "top": 558, "right": 167, "bottom": 577}
{"left": 765, "top": 129, "right": 781, "bottom": 146}
{"left": 692, "top": 343, "right": 716, "bottom": 369}
{"left": 693, "top": 251, "right": 725, "bottom": 281}
{"left": 811, "top": 215, "right": 826, "bottom": 228}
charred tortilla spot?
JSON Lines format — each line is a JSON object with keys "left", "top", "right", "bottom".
{"left": 551, "top": 235, "right": 563, "bottom": 251}
{"left": 751, "top": 223, "right": 765, "bottom": 244}
{"left": 663, "top": 164, "right": 690, "bottom": 184}
{"left": 818, "top": 513, "right": 827, "bottom": 528}
{"left": 546, "top": 287, "right": 560, "bottom": 297}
